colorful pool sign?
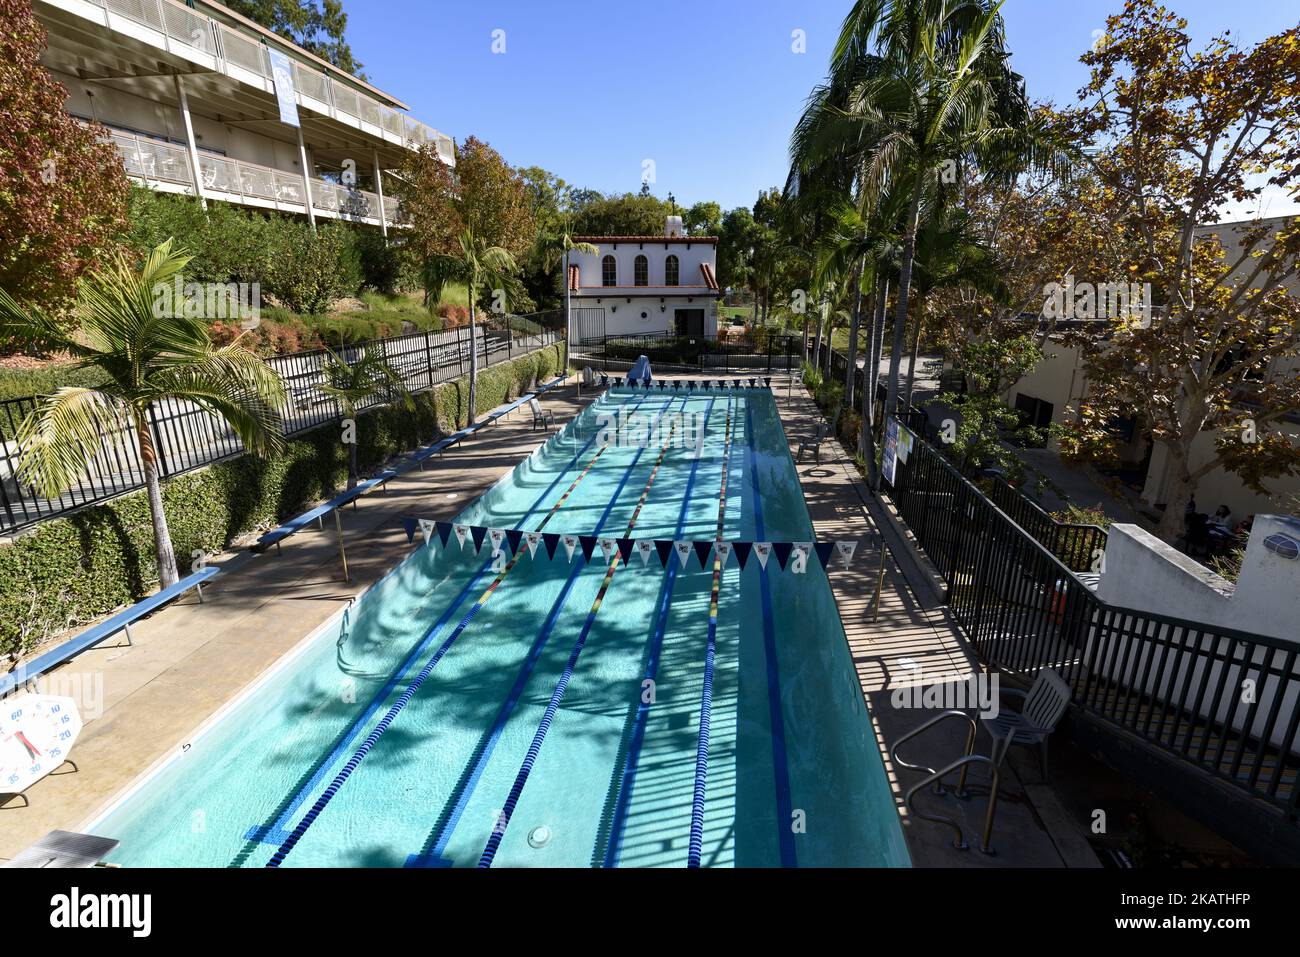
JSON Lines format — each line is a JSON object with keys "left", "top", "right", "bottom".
{"left": 1, "top": 693, "right": 82, "bottom": 796}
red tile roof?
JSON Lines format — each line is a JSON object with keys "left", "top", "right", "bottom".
{"left": 700, "top": 262, "right": 719, "bottom": 291}
{"left": 568, "top": 264, "right": 580, "bottom": 291}
{"left": 571, "top": 235, "right": 719, "bottom": 244}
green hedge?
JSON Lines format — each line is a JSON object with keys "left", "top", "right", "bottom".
{"left": 0, "top": 344, "right": 563, "bottom": 658}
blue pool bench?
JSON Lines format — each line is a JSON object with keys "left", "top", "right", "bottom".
{"left": 0, "top": 566, "right": 219, "bottom": 699}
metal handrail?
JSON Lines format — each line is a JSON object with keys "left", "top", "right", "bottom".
{"left": 905, "top": 754, "right": 1002, "bottom": 854}
{"left": 889, "top": 709, "right": 978, "bottom": 796}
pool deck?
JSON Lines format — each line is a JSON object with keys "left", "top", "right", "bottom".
{"left": 0, "top": 380, "right": 596, "bottom": 862}
{"left": 2, "top": 375, "right": 1098, "bottom": 867}
{"left": 772, "top": 375, "right": 1100, "bottom": 867}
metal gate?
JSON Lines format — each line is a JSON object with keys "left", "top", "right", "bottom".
{"left": 573, "top": 307, "right": 605, "bottom": 345}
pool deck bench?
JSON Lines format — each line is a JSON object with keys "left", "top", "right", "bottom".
{"left": 0, "top": 566, "right": 219, "bottom": 700}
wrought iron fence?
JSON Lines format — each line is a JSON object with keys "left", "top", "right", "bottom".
{"left": 571, "top": 333, "right": 800, "bottom": 374}
{"left": 0, "top": 325, "right": 559, "bottom": 534}
{"left": 885, "top": 430, "right": 1299, "bottom": 821}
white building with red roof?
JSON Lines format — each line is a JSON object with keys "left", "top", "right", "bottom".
{"left": 567, "top": 216, "right": 721, "bottom": 343}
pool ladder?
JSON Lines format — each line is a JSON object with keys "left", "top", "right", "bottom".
{"left": 890, "top": 710, "right": 1004, "bottom": 855}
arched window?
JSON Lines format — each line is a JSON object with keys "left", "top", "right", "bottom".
{"left": 602, "top": 255, "right": 617, "bottom": 286}
{"left": 664, "top": 254, "right": 679, "bottom": 286}
{"left": 634, "top": 255, "right": 648, "bottom": 287}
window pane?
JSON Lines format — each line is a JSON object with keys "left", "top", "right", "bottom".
{"left": 634, "top": 255, "right": 648, "bottom": 287}
{"left": 665, "top": 255, "right": 679, "bottom": 286}
{"left": 602, "top": 256, "right": 617, "bottom": 286}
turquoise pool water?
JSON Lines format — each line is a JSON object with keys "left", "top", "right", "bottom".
{"left": 89, "top": 388, "right": 909, "bottom": 867}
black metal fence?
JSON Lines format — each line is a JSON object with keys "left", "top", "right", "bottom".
{"left": 885, "top": 430, "right": 1299, "bottom": 821}
{"left": 0, "top": 323, "right": 560, "bottom": 534}
{"left": 570, "top": 333, "right": 800, "bottom": 374}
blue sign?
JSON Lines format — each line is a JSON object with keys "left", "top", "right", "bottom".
{"left": 882, "top": 417, "right": 900, "bottom": 486}
{"left": 267, "top": 47, "right": 300, "bottom": 128}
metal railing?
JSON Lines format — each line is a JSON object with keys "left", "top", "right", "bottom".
{"left": 986, "top": 477, "right": 1108, "bottom": 573}
{"left": 67, "top": 0, "right": 453, "bottom": 160}
{"left": 571, "top": 333, "right": 801, "bottom": 374}
{"left": 0, "top": 327, "right": 560, "bottom": 534}
{"left": 103, "top": 125, "right": 401, "bottom": 227}
{"left": 883, "top": 430, "right": 1300, "bottom": 822}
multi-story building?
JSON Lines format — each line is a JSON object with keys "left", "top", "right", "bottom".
{"left": 34, "top": 0, "right": 454, "bottom": 234}
{"left": 568, "top": 216, "right": 721, "bottom": 342}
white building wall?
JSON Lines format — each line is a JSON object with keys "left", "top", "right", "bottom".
{"left": 570, "top": 242, "right": 716, "bottom": 290}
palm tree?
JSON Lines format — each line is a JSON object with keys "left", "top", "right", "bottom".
{"left": 0, "top": 241, "right": 286, "bottom": 588}
{"left": 532, "top": 216, "right": 596, "bottom": 363}
{"left": 423, "top": 227, "right": 517, "bottom": 424}
{"left": 806, "top": 0, "right": 1063, "bottom": 421}
{"left": 316, "top": 343, "right": 413, "bottom": 489}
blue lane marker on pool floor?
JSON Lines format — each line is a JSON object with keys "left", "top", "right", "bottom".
{"left": 405, "top": 396, "right": 690, "bottom": 867}
{"left": 240, "top": 392, "right": 642, "bottom": 849}
{"left": 745, "top": 399, "right": 798, "bottom": 868}
{"left": 601, "top": 396, "right": 719, "bottom": 867}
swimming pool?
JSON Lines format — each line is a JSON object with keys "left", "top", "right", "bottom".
{"left": 86, "top": 387, "right": 909, "bottom": 867}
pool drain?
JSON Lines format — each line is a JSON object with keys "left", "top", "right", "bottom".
{"left": 527, "top": 825, "right": 551, "bottom": 848}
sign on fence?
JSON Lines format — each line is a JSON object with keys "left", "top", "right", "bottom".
{"left": 882, "top": 416, "right": 900, "bottom": 485}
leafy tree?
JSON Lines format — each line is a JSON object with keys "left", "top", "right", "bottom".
{"left": 0, "top": 241, "right": 286, "bottom": 587}
{"left": 684, "top": 201, "right": 722, "bottom": 236}
{"left": 0, "top": 0, "right": 128, "bottom": 323}
{"left": 221, "top": 0, "right": 365, "bottom": 77}
{"left": 572, "top": 192, "right": 673, "bottom": 236}
{"left": 261, "top": 219, "right": 361, "bottom": 314}
{"left": 936, "top": 332, "right": 1045, "bottom": 475}
{"left": 1056, "top": 1, "right": 1300, "bottom": 542}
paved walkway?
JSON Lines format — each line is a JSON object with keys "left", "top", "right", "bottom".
{"left": 773, "top": 376, "right": 1098, "bottom": 867}
{"left": 0, "top": 379, "right": 592, "bottom": 861}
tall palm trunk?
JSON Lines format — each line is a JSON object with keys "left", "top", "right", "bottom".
{"left": 845, "top": 258, "right": 864, "bottom": 408}
{"left": 865, "top": 275, "right": 889, "bottom": 488}
{"left": 347, "top": 437, "right": 359, "bottom": 490}
{"left": 886, "top": 176, "right": 925, "bottom": 420}
{"left": 136, "top": 410, "right": 179, "bottom": 588}
{"left": 468, "top": 293, "right": 479, "bottom": 425}
{"left": 812, "top": 303, "right": 825, "bottom": 370}
{"left": 904, "top": 297, "right": 925, "bottom": 408}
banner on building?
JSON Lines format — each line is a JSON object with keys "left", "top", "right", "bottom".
{"left": 267, "top": 47, "right": 301, "bottom": 128}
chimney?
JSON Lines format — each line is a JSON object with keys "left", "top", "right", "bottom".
{"left": 665, "top": 215, "right": 684, "bottom": 237}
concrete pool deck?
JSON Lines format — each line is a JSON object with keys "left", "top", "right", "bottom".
{"left": 772, "top": 376, "right": 1100, "bottom": 867}
{"left": 0, "top": 378, "right": 596, "bottom": 861}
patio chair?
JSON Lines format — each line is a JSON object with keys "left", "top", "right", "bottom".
{"left": 983, "top": 668, "right": 1071, "bottom": 782}
{"left": 796, "top": 409, "right": 840, "bottom": 464}
{"left": 529, "top": 397, "right": 555, "bottom": 431}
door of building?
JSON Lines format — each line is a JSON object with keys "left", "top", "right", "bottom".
{"left": 674, "top": 308, "right": 704, "bottom": 337}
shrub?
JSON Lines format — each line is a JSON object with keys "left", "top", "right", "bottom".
{"left": 0, "top": 343, "right": 564, "bottom": 657}
{"left": 124, "top": 189, "right": 268, "bottom": 283}
{"left": 261, "top": 219, "right": 362, "bottom": 314}
{"left": 354, "top": 230, "right": 411, "bottom": 295}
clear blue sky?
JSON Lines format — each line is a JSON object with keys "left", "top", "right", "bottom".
{"left": 345, "top": 0, "right": 1300, "bottom": 214}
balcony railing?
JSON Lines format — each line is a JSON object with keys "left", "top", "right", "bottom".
{"left": 62, "top": 0, "right": 454, "bottom": 163}
{"left": 107, "top": 127, "right": 403, "bottom": 227}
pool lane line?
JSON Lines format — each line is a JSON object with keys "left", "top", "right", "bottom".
{"left": 238, "top": 393, "right": 645, "bottom": 854}
{"left": 599, "top": 395, "right": 721, "bottom": 868}
{"left": 260, "top": 395, "right": 666, "bottom": 867}
{"left": 404, "top": 394, "right": 695, "bottom": 867}
{"left": 744, "top": 398, "right": 798, "bottom": 868}
{"left": 686, "top": 394, "right": 737, "bottom": 868}
{"left": 476, "top": 394, "right": 694, "bottom": 867}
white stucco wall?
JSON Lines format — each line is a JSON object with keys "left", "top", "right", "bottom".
{"left": 570, "top": 241, "right": 717, "bottom": 292}
{"left": 1089, "top": 518, "right": 1300, "bottom": 749}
